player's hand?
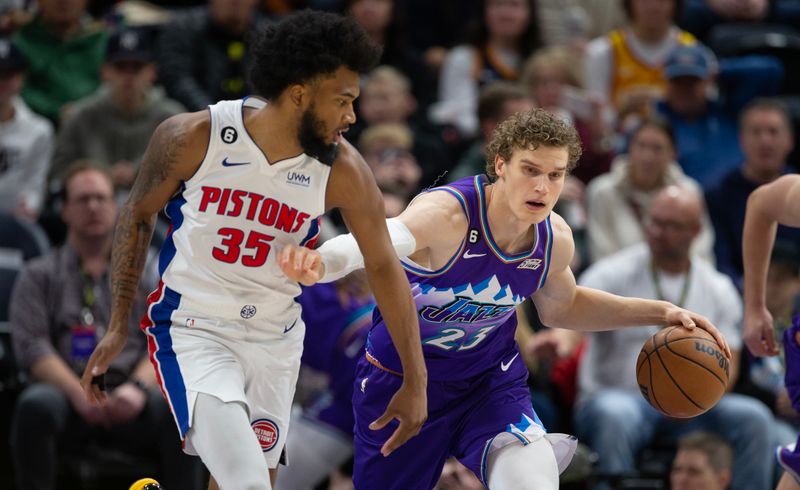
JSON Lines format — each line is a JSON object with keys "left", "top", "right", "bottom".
{"left": 666, "top": 306, "right": 732, "bottom": 359}
{"left": 743, "top": 305, "right": 779, "bottom": 357}
{"left": 81, "top": 329, "right": 127, "bottom": 404}
{"left": 278, "top": 245, "right": 325, "bottom": 286}
{"left": 369, "top": 378, "right": 427, "bottom": 457}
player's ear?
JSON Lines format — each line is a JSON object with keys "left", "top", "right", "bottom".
{"left": 494, "top": 154, "right": 505, "bottom": 177}
{"left": 288, "top": 84, "right": 306, "bottom": 108}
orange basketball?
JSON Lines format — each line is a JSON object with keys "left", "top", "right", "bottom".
{"left": 636, "top": 326, "right": 729, "bottom": 418}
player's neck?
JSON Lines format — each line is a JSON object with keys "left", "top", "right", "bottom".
{"left": 485, "top": 184, "right": 535, "bottom": 254}
{"left": 244, "top": 103, "right": 304, "bottom": 163}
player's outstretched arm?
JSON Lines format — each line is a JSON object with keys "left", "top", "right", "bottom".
{"left": 532, "top": 214, "right": 732, "bottom": 358}
{"left": 326, "top": 139, "right": 427, "bottom": 456}
{"left": 81, "top": 112, "right": 209, "bottom": 404}
{"left": 743, "top": 175, "right": 800, "bottom": 357}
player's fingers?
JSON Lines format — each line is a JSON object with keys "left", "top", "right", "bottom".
{"left": 278, "top": 246, "right": 292, "bottom": 268}
{"left": 380, "top": 426, "right": 407, "bottom": 457}
{"left": 369, "top": 411, "right": 393, "bottom": 431}
{"left": 302, "top": 251, "right": 318, "bottom": 272}
{"left": 695, "top": 316, "right": 731, "bottom": 358}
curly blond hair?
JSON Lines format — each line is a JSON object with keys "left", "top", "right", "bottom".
{"left": 485, "top": 108, "right": 582, "bottom": 181}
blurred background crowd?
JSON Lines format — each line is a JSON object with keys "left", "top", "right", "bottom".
{"left": 1, "top": 0, "right": 800, "bottom": 489}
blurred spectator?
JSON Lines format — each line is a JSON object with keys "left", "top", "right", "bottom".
{"left": 429, "top": 0, "right": 541, "bottom": 138}
{"left": 536, "top": 0, "right": 626, "bottom": 48}
{"left": 447, "top": 81, "right": 533, "bottom": 182}
{"left": 355, "top": 66, "right": 450, "bottom": 189}
{"left": 344, "top": 0, "right": 435, "bottom": 110}
{"left": 657, "top": 43, "right": 783, "bottom": 187}
{"left": 584, "top": 0, "right": 696, "bottom": 122}
{"left": 575, "top": 185, "right": 774, "bottom": 490}
{"left": 401, "top": 0, "right": 481, "bottom": 74}
{"left": 12, "top": 0, "right": 108, "bottom": 123}
{"left": 51, "top": 27, "right": 184, "bottom": 194}
{"left": 680, "top": 0, "right": 770, "bottom": 43}
{"left": 9, "top": 162, "right": 201, "bottom": 490}
{"left": 156, "top": 0, "right": 263, "bottom": 111}
{"left": 706, "top": 98, "right": 800, "bottom": 291}
{"left": 0, "top": 0, "right": 32, "bottom": 35}
{"left": 358, "top": 123, "right": 422, "bottom": 200}
{"left": 0, "top": 38, "right": 54, "bottom": 221}
{"left": 670, "top": 431, "right": 733, "bottom": 490}
{"left": 521, "top": 45, "right": 613, "bottom": 185}
{"left": 586, "top": 117, "right": 714, "bottom": 263}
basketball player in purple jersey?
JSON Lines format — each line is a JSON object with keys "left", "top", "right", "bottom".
{"left": 281, "top": 108, "right": 730, "bottom": 489}
{"left": 742, "top": 174, "right": 800, "bottom": 490}
{"left": 78, "top": 11, "right": 427, "bottom": 490}
{"left": 276, "top": 277, "right": 375, "bottom": 489}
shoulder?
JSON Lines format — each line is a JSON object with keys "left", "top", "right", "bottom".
{"left": 16, "top": 99, "right": 53, "bottom": 137}
{"left": 586, "top": 172, "right": 619, "bottom": 201}
{"left": 147, "top": 110, "right": 210, "bottom": 179}
{"left": 693, "top": 259, "right": 739, "bottom": 298}
{"left": 545, "top": 212, "right": 576, "bottom": 271}
{"left": 579, "top": 244, "right": 647, "bottom": 286}
{"left": 327, "top": 138, "right": 379, "bottom": 210}
{"left": 585, "top": 36, "right": 611, "bottom": 59}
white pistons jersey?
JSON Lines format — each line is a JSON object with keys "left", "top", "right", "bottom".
{"left": 157, "top": 97, "right": 331, "bottom": 325}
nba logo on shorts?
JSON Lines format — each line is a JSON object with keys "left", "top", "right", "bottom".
{"left": 251, "top": 419, "right": 279, "bottom": 452}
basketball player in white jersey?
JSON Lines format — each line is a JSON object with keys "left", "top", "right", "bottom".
{"left": 742, "top": 174, "right": 800, "bottom": 490}
{"left": 79, "top": 11, "right": 427, "bottom": 490}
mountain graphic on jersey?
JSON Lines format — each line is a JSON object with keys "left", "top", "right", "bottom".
{"left": 413, "top": 274, "right": 524, "bottom": 332}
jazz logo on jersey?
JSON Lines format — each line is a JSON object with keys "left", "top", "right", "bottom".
{"left": 517, "top": 258, "right": 542, "bottom": 270}
{"left": 252, "top": 419, "right": 279, "bottom": 452}
{"left": 286, "top": 171, "right": 311, "bottom": 187}
{"left": 420, "top": 296, "right": 514, "bottom": 324}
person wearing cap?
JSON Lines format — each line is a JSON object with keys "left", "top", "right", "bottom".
{"left": 51, "top": 27, "right": 184, "bottom": 193}
{"left": 656, "top": 43, "right": 783, "bottom": 187}
{"left": 11, "top": 0, "right": 107, "bottom": 123}
{"left": 0, "top": 37, "right": 54, "bottom": 221}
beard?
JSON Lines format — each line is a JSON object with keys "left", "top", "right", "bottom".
{"left": 298, "top": 106, "right": 339, "bottom": 166}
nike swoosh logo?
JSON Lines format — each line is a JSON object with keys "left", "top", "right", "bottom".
{"left": 463, "top": 250, "right": 486, "bottom": 259}
{"left": 283, "top": 319, "right": 298, "bottom": 334}
{"left": 222, "top": 157, "right": 250, "bottom": 167}
{"left": 500, "top": 353, "right": 519, "bottom": 372}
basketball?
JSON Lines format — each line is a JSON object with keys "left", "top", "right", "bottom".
{"left": 636, "top": 326, "right": 729, "bottom": 418}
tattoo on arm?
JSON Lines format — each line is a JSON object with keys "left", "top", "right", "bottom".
{"left": 109, "top": 119, "right": 189, "bottom": 329}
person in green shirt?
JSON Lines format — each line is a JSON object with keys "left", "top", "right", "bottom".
{"left": 12, "top": 0, "right": 107, "bottom": 124}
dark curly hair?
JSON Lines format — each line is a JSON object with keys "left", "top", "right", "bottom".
{"left": 485, "top": 109, "right": 582, "bottom": 181}
{"left": 249, "top": 10, "right": 383, "bottom": 99}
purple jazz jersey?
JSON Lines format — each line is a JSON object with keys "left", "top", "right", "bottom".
{"left": 366, "top": 175, "right": 554, "bottom": 380}
{"left": 354, "top": 175, "right": 554, "bottom": 488}
{"left": 297, "top": 283, "right": 374, "bottom": 435}
{"left": 778, "top": 316, "right": 800, "bottom": 479}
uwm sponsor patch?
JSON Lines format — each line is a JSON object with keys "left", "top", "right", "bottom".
{"left": 252, "top": 419, "right": 280, "bottom": 452}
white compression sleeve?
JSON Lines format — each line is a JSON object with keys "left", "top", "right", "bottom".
{"left": 318, "top": 218, "right": 416, "bottom": 283}
{"left": 486, "top": 438, "right": 559, "bottom": 490}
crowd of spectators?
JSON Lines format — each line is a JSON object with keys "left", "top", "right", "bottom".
{"left": 1, "top": 0, "right": 800, "bottom": 489}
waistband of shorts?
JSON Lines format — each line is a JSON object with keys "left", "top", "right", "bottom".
{"left": 175, "top": 294, "right": 282, "bottom": 321}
